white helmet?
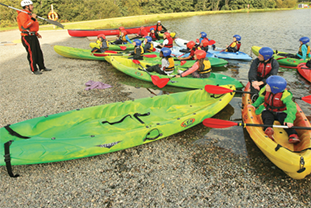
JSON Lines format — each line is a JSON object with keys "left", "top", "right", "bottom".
{"left": 21, "top": 0, "right": 33, "bottom": 7}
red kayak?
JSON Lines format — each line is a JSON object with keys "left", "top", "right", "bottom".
{"left": 297, "top": 63, "right": 311, "bottom": 82}
{"left": 68, "top": 24, "right": 157, "bottom": 37}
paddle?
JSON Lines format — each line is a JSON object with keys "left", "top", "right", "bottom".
{"left": 203, "top": 118, "right": 311, "bottom": 130}
{"left": 119, "top": 46, "right": 127, "bottom": 50}
{"left": 0, "top": 2, "right": 64, "bottom": 29}
{"left": 204, "top": 85, "right": 311, "bottom": 104}
{"left": 93, "top": 53, "right": 158, "bottom": 58}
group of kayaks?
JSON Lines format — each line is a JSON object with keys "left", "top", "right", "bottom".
{"left": 1, "top": 24, "right": 310, "bottom": 179}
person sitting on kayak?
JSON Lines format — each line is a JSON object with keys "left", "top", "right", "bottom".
{"left": 178, "top": 41, "right": 197, "bottom": 61}
{"left": 113, "top": 29, "right": 132, "bottom": 45}
{"left": 155, "top": 21, "right": 167, "bottom": 34}
{"left": 248, "top": 75, "right": 300, "bottom": 144}
{"left": 225, "top": 35, "right": 241, "bottom": 52}
{"left": 130, "top": 39, "right": 144, "bottom": 60}
{"left": 149, "top": 28, "right": 159, "bottom": 41}
{"left": 297, "top": 37, "right": 311, "bottom": 60}
{"left": 248, "top": 47, "right": 279, "bottom": 97}
{"left": 91, "top": 34, "right": 109, "bottom": 53}
{"left": 175, "top": 50, "right": 211, "bottom": 78}
{"left": 198, "top": 32, "right": 216, "bottom": 50}
{"left": 143, "top": 36, "right": 154, "bottom": 53}
{"left": 198, "top": 39, "right": 210, "bottom": 52}
{"left": 136, "top": 26, "right": 148, "bottom": 38}
{"left": 145, "top": 47, "right": 174, "bottom": 75}
{"left": 157, "top": 32, "right": 173, "bottom": 49}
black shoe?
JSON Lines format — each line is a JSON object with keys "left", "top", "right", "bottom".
{"left": 33, "top": 70, "right": 42, "bottom": 75}
{"left": 42, "top": 68, "right": 52, "bottom": 71}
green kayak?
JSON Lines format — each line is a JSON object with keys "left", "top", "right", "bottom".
{"left": 0, "top": 85, "right": 234, "bottom": 175}
{"left": 108, "top": 56, "right": 244, "bottom": 89}
{"left": 251, "top": 46, "right": 310, "bottom": 67}
{"left": 54, "top": 45, "right": 109, "bottom": 60}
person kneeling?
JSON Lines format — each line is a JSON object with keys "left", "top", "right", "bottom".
{"left": 146, "top": 48, "right": 174, "bottom": 75}
{"left": 175, "top": 50, "right": 212, "bottom": 78}
{"left": 248, "top": 75, "right": 300, "bottom": 144}
{"left": 91, "top": 34, "right": 109, "bottom": 53}
{"left": 130, "top": 39, "right": 144, "bottom": 60}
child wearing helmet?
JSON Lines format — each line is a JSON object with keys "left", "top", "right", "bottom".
{"left": 148, "top": 28, "right": 159, "bottom": 41}
{"left": 198, "top": 39, "right": 210, "bottom": 52}
{"left": 297, "top": 37, "right": 311, "bottom": 60}
{"left": 145, "top": 48, "right": 175, "bottom": 75}
{"left": 157, "top": 32, "right": 173, "bottom": 49}
{"left": 113, "top": 29, "right": 132, "bottom": 45}
{"left": 248, "top": 75, "right": 300, "bottom": 144}
{"left": 226, "top": 35, "right": 241, "bottom": 52}
{"left": 248, "top": 47, "right": 279, "bottom": 96}
{"left": 130, "top": 39, "right": 144, "bottom": 60}
{"left": 178, "top": 41, "right": 197, "bottom": 61}
{"left": 175, "top": 50, "right": 212, "bottom": 78}
{"left": 136, "top": 26, "right": 148, "bottom": 38}
{"left": 143, "top": 36, "right": 154, "bottom": 53}
{"left": 155, "top": 21, "right": 167, "bottom": 34}
{"left": 198, "top": 32, "right": 215, "bottom": 50}
{"left": 91, "top": 34, "right": 109, "bottom": 53}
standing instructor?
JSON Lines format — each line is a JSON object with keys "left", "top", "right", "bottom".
{"left": 17, "top": 0, "right": 51, "bottom": 75}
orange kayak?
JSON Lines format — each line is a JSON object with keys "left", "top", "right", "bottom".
{"left": 242, "top": 82, "right": 311, "bottom": 179}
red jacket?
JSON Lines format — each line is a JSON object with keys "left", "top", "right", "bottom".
{"left": 17, "top": 10, "right": 39, "bottom": 36}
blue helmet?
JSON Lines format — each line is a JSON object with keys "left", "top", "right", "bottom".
{"left": 133, "top": 39, "right": 142, "bottom": 46}
{"left": 259, "top": 47, "right": 274, "bottom": 60}
{"left": 299, "top": 37, "right": 310, "bottom": 44}
{"left": 161, "top": 47, "right": 171, "bottom": 57}
{"left": 145, "top": 36, "right": 152, "bottom": 42}
{"left": 266, "top": 75, "right": 287, "bottom": 94}
{"left": 233, "top": 35, "right": 241, "bottom": 41}
{"left": 150, "top": 27, "right": 155, "bottom": 32}
{"left": 200, "top": 32, "right": 207, "bottom": 38}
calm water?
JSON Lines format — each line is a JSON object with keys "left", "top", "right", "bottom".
{"left": 115, "top": 9, "right": 311, "bottom": 158}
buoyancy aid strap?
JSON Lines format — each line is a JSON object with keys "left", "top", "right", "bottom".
{"left": 4, "top": 124, "right": 30, "bottom": 139}
{"left": 4, "top": 140, "right": 20, "bottom": 178}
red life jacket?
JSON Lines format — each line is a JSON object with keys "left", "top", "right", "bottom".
{"left": 263, "top": 91, "right": 287, "bottom": 112}
{"left": 190, "top": 48, "right": 196, "bottom": 60}
{"left": 150, "top": 32, "right": 157, "bottom": 40}
{"left": 236, "top": 42, "right": 241, "bottom": 51}
{"left": 257, "top": 62, "right": 272, "bottom": 78}
{"left": 165, "top": 37, "right": 173, "bottom": 48}
{"left": 156, "top": 24, "right": 163, "bottom": 32}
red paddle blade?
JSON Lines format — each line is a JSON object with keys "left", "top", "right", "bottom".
{"left": 152, "top": 48, "right": 156, "bottom": 52}
{"left": 132, "top": 59, "right": 140, "bottom": 65}
{"left": 150, "top": 75, "right": 160, "bottom": 85}
{"left": 203, "top": 118, "right": 238, "bottom": 128}
{"left": 207, "top": 40, "right": 216, "bottom": 45}
{"left": 143, "top": 54, "right": 157, "bottom": 58}
{"left": 180, "top": 61, "right": 186, "bottom": 66}
{"left": 156, "top": 78, "right": 170, "bottom": 88}
{"left": 119, "top": 46, "right": 127, "bottom": 50}
{"left": 104, "top": 50, "right": 118, "bottom": 54}
{"left": 93, "top": 53, "right": 108, "bottom": 57}
{"left": 301, "top": 95, "right": 311, "bottom": 104}
{"left": 204, "top": 85, "right": 233, "bottom": 94}
{"left": 276, "top": 57, "right": 286, "bottom": 60}
{"left": 196, "top": 39, "right": 199, "bottom": 43}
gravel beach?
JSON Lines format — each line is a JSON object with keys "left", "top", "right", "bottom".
{"left": 0, "top": 29, "right": 310, "bottom": 207}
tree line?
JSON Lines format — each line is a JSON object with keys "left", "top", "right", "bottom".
{"left": 0, "top": 0, "right": 300, "bottom": 27}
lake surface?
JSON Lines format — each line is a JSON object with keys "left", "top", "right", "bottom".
{"left": 114, "top": 9, "right": 311, "bottom": 159}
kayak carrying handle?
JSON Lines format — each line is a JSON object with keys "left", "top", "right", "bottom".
{"left": 102, "top": 114, "right": 132, "bottom": 125}
{"left": 4, "top": 140, "right": 20, "bottom": 178}
{"left": 143, "top": 128, "right": 162, "bottom": 142}
{"left": 133, "top": 112, "right": 150, "bottom": 124}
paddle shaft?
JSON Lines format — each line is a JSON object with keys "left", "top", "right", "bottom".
{"left": 0, "top": 2, "right": 64, "bottom": 29}
{"left": 231, "top": 89, "right": 307, "bottom": 100}
{"left": 237, "top": 122, "right": 311, "bottom": 130}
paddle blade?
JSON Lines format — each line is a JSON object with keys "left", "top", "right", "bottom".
{"left": 207, "top": 40, "right": 216, "bottom": 45}
{"left": 196, "top": 39, "right": 199, "bottom": 43}
{"left": 119, "top": 46, "right": 127, "bottom": 50}
{"left": 152, "top": 48, "right": 157, "bottom": 52}
{"left": 150, "top": 75, "right": 160, "bottom": 85}
{"left": 204, "top": 85, "right": 233, "bottom": 94}
{"left": 156, "top": 78, "right": 170, "bottom": 88}
{"left": 180, "top": 61, "right": 187, "bottom": 66}
{"left": 143, "top": 54, "right": 157, "bottom": 58}
{"left": 203, "top": 118, "right": 238, "bottom": 129}
{"left": 132, "top": 59, "right": 141, "bottom": 65}
{"left": 104, "top": 50, "right": 118, "bottom": 54}
{"left": 301, "top": 95, "right": 311, "bottom": 104}
{"left": 93, "top": 53, "right": 108, "bottom": 57}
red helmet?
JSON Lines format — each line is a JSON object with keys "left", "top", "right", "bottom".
{"left": 194, "top": 50, "right": 206, "bottom": 59}
{"left": 119, "top": 26, "right": 125, "bottom": 30}
{"left": 187, "top": 41, "right": 196, "bottom": 49}
{"left": 97, "top": 34, "right": 106, "bottom": 39}
{"left": 121, "top": 30, "right": 127, "bottom": 35}
{"left": 201, "top": 39, "right": 209, "bottom": 47}
{"left": 164, "top": 32, "right": 170, "bottom": 38}
{"left": 140, "top": 26, "right": 145, "bottom": 29}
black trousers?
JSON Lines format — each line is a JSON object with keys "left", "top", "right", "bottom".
{"left": 262, "top": 110, "right": 297, "bottom": 136}
{"left": 22, "top": 35, "right": 45, "bottom": 72}
{"left": 146, "top": 65, "right": 167, "bottom": 75}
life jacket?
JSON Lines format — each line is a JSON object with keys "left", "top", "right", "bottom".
{"left": 17, "top": 10, "right": 39, "bottom": 36}
{"left": 200, "top": 46, "right": 209, "bottom": 52}
{"left": 156, "top": 24, "right": 163, "bottom": 32}
{"left": 198, "top": 60, "right": 212, "bottom": 74}
{"left": 101, "top": 39, "right": 109, "bottom": 49}
{"left": 146, "top": 42, "right": 154, "bottom": 52}
{"left": 263, "top": 91, "right": 287, "bottom": 112}
{"left": 134, "top": 45, "right": 144, "bottom": 56}
{"left": 257, "top": 60, "right": 272, "bottom": 78}
{"left": 236, "top": 41, "right": 241, "bottom": 51}
{"left": 164, "top": 37, "right": 173, "bottom": 48}
{"left": 298, "top": 44, "right": 311, "bottom": 56}
{"left": 164, "top": 57, "right": 175, "bottom": 72}
{"left": 150, "top": 32, "right": 157, "bottom": 40}
{"left": 190, "top": 47, "right": 197, "bottom": 60}
{"left": 229, "top": 41, "right": 237, "bottom": 51}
